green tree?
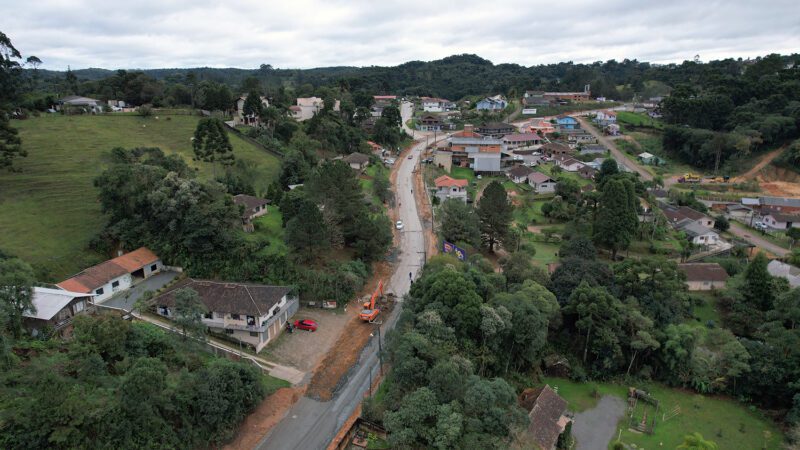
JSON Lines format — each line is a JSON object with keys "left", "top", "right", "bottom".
{"left": 174, "top": 288, "right": 207, "bottom": 341}
{"left": 285, "top": 201, "right": 329, "bottom": 261}
{"left": 192, "top": 118, "right": 234, "bottom": 177}
{"left": 564, "top": 282, "right": 625, "bottom": 369}
{"left": 0, "top": 31, "right": 26, "bottom": 171}
{"left": 440, "top": 199, "right": 480, "bottom": 247}
{"left": 0, "top": 112, "right": 23, "bottom": 171}
{"left": 560, "top": 235, "right": 597, "bottom": 260}
{"left": 595, "top": 158, "right": 619, "bottom": 188}
{"left": 0, "top": 257, "right": 35, "bottom": 338}
{"left": 713, "top": 214, "right": 730, "bottom": 232}
{"left": 594, "top": 178, "right": 637, "bottom": 260}
{"left": 242, "top": 91, "right": 263, "bottom": 117}
{"left": 381, "top": 104, "right": 402, "bottom": 127}
{"left": 477, "top": 181, "right": 513, "bottom": 252}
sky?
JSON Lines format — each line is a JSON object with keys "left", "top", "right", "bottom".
{"left": 3, "top": 0, "right": 800, "bottom": 71}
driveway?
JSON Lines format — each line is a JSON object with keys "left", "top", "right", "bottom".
{"left": 259, "top": 307, "right": 354, "bottom": 372}
{"left": 572, "top": 395, "right": 626, "bottom": 450}
{"left": 729, "top": 221, "right": 789, "bottom": 257}
{"left": 101, "top": 270, "right": 179, "bottom": 311}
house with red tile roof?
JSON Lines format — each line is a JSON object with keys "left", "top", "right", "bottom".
{"left": 434, "top": 175, "right": 468, "bottom": 203}
{"left": 57, "top": 247, "right": 162, "bottom": 302}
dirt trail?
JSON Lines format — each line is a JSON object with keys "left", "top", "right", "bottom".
{"left": 222, "top": 387, "right": 305, "bottom": 450}
{"left": 740, "top": 145, "right": 786, "bottom": 180}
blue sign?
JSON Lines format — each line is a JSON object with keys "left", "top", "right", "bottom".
{"left": 442, "top": 241, "right": 467, "bottom": 261}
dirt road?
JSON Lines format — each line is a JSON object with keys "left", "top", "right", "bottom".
{"left": 728, "top": 221, "right": 789, "bottom": 257}
{"left": 739, "top": 145, "right": 787, "bottom": 180}
{"left": 573, "top": 115, "right": 653, "bottom": 181}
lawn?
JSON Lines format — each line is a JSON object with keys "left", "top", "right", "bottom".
{"left": 245, "top": 208, "right": 288, "bottom": 256}
{"left": 261, "top": 373, "right": 291, "bottom": 395}
{"left": 536, "top": 163, "right": 592, "bottom": 187}
{"left": 541, "top": 377, "right": 784, "bottom": 449}
{"left": 0, "top": 114, "right": 281, "bottom": 280}
{"left": 690, "top": 291, "right": 722, "bottom": 327}
{"left": 529, "top": 240, "right": 560, "bottom": 265}
{"left": 449, "top": 166, "right": 476, "bottom": 182}
{"left": 617, "top": 111, "right": 664, "bottom": 130}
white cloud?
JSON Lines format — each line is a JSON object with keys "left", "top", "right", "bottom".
{"left": 2, "top": 0, "right": 799, "bottom": 70}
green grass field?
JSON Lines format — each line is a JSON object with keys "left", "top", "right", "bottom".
{"left": 617, "top": 111, "right": 664, "bottom": 130}
{"left": 542, "top": 377, "right": 783, "bottom": 449}
{"left": 245, "top": 209, "right": 288, "bottom": 256}
{"left": 0, "top": 114, "right": 281, "bottom": 280}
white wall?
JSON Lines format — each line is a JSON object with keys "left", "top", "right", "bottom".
{"left": 93, "top": 274, "right": 132, "bottom": 302}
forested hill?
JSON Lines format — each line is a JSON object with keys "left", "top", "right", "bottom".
{"left": 31, "top": 53, "right": 799, "bottom": 101}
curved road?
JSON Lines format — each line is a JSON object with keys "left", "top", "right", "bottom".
{"left": 256, "top": 102, "right": 429, "bottom": 450}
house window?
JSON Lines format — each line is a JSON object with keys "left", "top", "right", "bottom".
{"left": 203, "top": 312, "right": 213, "bottom": 319}
{"left": 158, "top": 306, "right": 169, "bottom": 316}
{"left": 150, "top": 264, "right": 158, "bottom": 271}
{"left": 111, "top": 280, "right": 119, "bottom": 288}
{"left": 225, "top": 329, "right": 234, "bottom": 335}
{"left": 231, "top": 314, "right": 241, "bottom": 320}
{"left": 95, "top": 288, "right": 104, "bottom": 296}
{"left": 74, "top": 301, "right": 85, "bottom": 313}
{"left": 246, "top": 316, "right": 256, "bottom": 326}
{"left": 250, "top": 332, "right": 259, "bottom": 337}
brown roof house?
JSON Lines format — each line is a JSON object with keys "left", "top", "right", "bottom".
{"left": 343, "top": 152, "right": 371, "bottom": 171}
{"left": 507, "top": 165, "right": 535, "bottom": 184}
{"left": 152, "top": 278, "right": 298, "bottom": 352}
{"left": 541, "top": 142, "right": 573, "bottom": 157}
{"left": 519, "top": 385, "right": 571, "bottom": 450}
{"left": 233, "top": 194, "right": 270, "bottom": 232}
{"left": 678, "top": 263, "right": 729, "bottom": 291}
{"left": 58, "top": 247, "right": 162, "bottom": 303}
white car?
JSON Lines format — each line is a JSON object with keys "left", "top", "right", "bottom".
{"left": 754, "top": 222, "right": 768, "bottom": 231}
{"left": 395, "top": 220, "right": 404, "bottom": 230}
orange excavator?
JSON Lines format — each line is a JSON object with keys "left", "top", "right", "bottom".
{"left": 360, "top": 280, "right": 383, "bottom": 322}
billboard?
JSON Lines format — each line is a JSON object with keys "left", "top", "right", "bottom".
{"left": 442, "top": 241, "right": 467, "bottom": 261}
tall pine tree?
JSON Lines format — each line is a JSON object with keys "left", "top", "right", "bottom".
{"left": 477, "top": 181, "right": 513, "bottom": 252}
{"left": 593, "top": 178, "right": 637, "bottom": 259}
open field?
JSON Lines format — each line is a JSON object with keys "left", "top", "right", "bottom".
{"left": 541, "top": 377, "right": 784, "bottom": 449}
{"left": 0, "top": 114, "right": 280, "bottom": 280}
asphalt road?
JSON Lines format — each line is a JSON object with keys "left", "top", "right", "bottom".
{"left": 728, "top": 221, "right": 790, "bottom": 257}
{"left": 256, "top": 119, "right": 430, "bottom": 450}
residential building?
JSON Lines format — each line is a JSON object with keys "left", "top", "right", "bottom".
{"left": 233, "top": 194, "right": 270, "bottom": 232}
{"left": 726, "top": 203, "right": 754, "bottom": 220}
{"left": 768, "top": 260, "right": 800, "bottom": 288}
{"left": 56, "top": 95, "right": 104, "bottom": 114}
{"left": 518, "top": 385, "right": 571, "bottom": 450}
{"left": 418, "top": 114, "right": 444, "bottom": 131}
{"left": 153, "top": 278, "right": 298, "bottom": 352}
{"left": 523, "top": 91, "right": 549, "bottom": 106}
{"left": 420, "top": 97, "right": 455, "bottom": 112}
{"left": 762, "top": 210, "right": 800, "bottom": 230}
{"left": 476, "top": 95, "right": 508, "bottom": 111}
{"left": 662, "top": 205, "right": 715, "bottom": 229}
{"left": 605, "top": 123, "right": 621, "bottom": 135}
{"left": 503, "top": 133, "right": 543, "bottom": 149}
{"left": 679, "top": 222, "right": 720, "bottom": 246}
{"left": 638, "top": 152, "right": 664, "bottom": 166}
{"left": 23, "top": 287, "right": 94, "bottom": 337}
{"left": 343, "top": 152, "right": 371, "bottom": 171}
{"left": 528, "top": 172, "right": 557, "bottom": 194}
{"left": 507, "top": 166, "right": 535, "bottom": 184}
{"left": 293, "top": 97, "right": 340, "bottom": 121}
{"left": 556, "top": 116, "right": 579, "bottom": 130}
{"left": 594, "top": 110, "right": 617, "bottom": 126}
{"left": 476, "top": 122, "right": 514, "bottom": 138}
{"left": 585, "top": 158, "right": 605, "bottom": 170}
{"left": 447, "top": 125, "right": 503, "bottom": 173}
{"left": 758, "top": 196, "right": 800, "bottom": 214}
{"left": 528, "top": 119, "right": 556, "bottom": 135}
{"left": 58, "top": 247, "right": 163, "bottom": 302}
{"left": 433, "top": 175, "right": 468, "bottom": 203}
{"left": 542, "top": 86, "right": 591, "bottom": 103}
{"left": 567, "top": 132, "right": 596, "bottom": 147}
{"left": 553, "top": 155, "right": 585, "bottom": 172}
{"left": 540, "top": 142, "right": 573, "bottom": 158}
{"left": 678, "top": 263, "right": 729, "bottom": 290}
{"left": 233, "top": 94, "right": 270, "bottom": 126}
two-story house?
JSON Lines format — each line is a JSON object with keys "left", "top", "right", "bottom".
{"left": 233, "top": 94, "right": 270, "bottom": 125}
{"left": 434, "top": 175, "right": 468, "bottom": 203}
{"left": 556, "top": 115, "right": 579, "bottom": 130}
{"left": 23, "top": 287, "right": 94, "bottom": 337}
{"left": 420, "top": 97, "right": 454, "bottom": 112}
{"left": 476, "top": 95, "right": 508, "bottom": 111}
{"left": 154, "top": 278, "right": 298, "bottom": 352}
{"left": 447, "top": 125, "right": 503, "bottom": 173}
{"left": 594, "top": 110, "right": 617, "bottom": 126}
{"left": 476, "top": 122, "right": 515, "bottom": 138}
{"left": 503, "top": 133, "right": 542, "bottom": 150}
{"left": 292, "top": 97, "right": 341, "bottom": 121}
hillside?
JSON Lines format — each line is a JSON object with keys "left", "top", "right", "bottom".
{"left": 0, "top": 113, "right": 280, "bottom": 280}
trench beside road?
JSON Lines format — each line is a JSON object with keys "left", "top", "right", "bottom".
{"left": 256, "top": 111, "right": 435, "bottom": 450}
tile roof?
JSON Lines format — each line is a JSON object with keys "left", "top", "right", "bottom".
{"left": 343, "top": 152, "right": 371, "bottom": 165}
{"left": 519, "top": 385, "right": 568, "bottom": 450}
{"left": 152, "top": 278, "right": 291, "bottom": 317}
{"left": 233, "top": 194, "right": 270, "bottom": 218}
{"left": 528, "top": 172, "right": 554, "bottom": 184}
{"left": 111, "top": 247, "right": 160, "bottom": 272}
{"left": 508, "top": 166, "right": 535, "bottom": 178}
{"left": 678, "top": 263, "right": 729, "bottom": 282}
{"left": 680, "top": 221, "right": 717, "bottom": 237}
{"left": 541, "top": 142, "right": 572, "bottom": 154}
{"left": 763, "top": 210, "right": 800, "bottom": 222}
{"left": 58, "top": 247, "right": 160, "bottom": 292}
{"left": 435, "top": 175, "right": 468, "bottom": 188}
{"left": 503, "top": 133, "right": 542, "bottom": 143}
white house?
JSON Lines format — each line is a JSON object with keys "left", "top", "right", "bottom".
{"left": 553, "top": 155, "right": 585, "bottom": 172}
{"left": 434, "top": 175, "right": 468, "bottom": 203}
{"left": 768, "top": 260, "right": 800, "bottom": 288}
{"left": 507, "top": 166, "right": 535, "bottom": 184}
{"left": 678, "top": 263, "right": 729, "bottom": 291}
{"left": 293, "top": 97, "right": 341, "bottom": 121}
{"left": 528, "top": 172, "right": 557, "bottom": 194}
{"left": 23, "top": 287, "right": 95, "bottom": 336}
{"left": 762, "top": 211, "right": 800, "bottom": 230}
{"left": 153, "top": 279, "right": 298, "bottom": 352}
{"left": 594, "top": 110, "right": 617, "bottom": 125}
{"left": 476, "top": 95, "right": 508, "bottom": 111}
{"left": 58, "top": 247, "right": 162, "bottom": 302}
{"left": 421, "top": 97, "right": 454, "bottom": 112}
{"left": 680, "top": 222, "right": 720, "bottom": 246}
{"left": 234, "top": 94, "right": 270, "bottom": 125}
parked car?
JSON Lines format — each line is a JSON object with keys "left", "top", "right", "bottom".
{"left": 407, "top": 154, "right": 413, "bottom": 159}
{"left": 396, "top": 220, "right": 404, "bottom": 230}
{"left": 293, "top": 319, "right": 318, "bottom": 332}
{"left": 754, "top": 222, "right": 768, "bottom": 231}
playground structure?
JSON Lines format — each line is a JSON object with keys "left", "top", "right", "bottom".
{"left": 627, "top": 387, "right": 661, "bottom": 434}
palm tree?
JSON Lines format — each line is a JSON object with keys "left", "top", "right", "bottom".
{"left": 677, "top": 432, "right": 718, "bottom": 450}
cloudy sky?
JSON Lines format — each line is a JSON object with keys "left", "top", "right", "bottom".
{"left": 4, "top": 0, "right": 799, "bottom": 70}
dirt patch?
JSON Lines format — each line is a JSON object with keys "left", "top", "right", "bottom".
{"left": 740, "top": 145, "right": 787, "bottom": 180}
{"left": 223, "top": 386, "right": 305, "bottom": 450}
{"left": 260, "top": 308, "right": 354, "bottom": 372}
{"left": 414, "top": 164, "right": 439, "bottom": 260}
{"left": 304, "top": 264, "right": 396, "bottom": 402}
{"left": 760, "top": 181, "right": 800, "bottom": 197}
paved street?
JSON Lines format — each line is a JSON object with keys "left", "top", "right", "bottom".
{"left": 729, "top": 221, "right": 789, "bottom": 257}
{"left": 101, "top": 270, "right": 179, "bottom": 311}
{"left": 256, "top": 104, "right": 431, "bottom": 450}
